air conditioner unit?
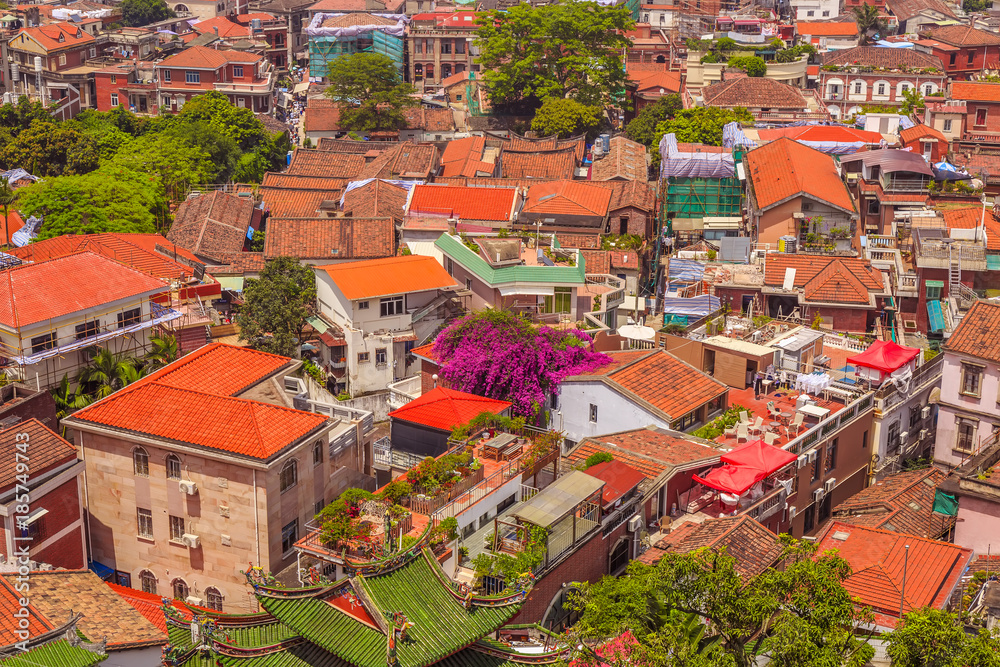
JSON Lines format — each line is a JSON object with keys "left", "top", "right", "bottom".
{"left": 813, "top": 488, "right": 825, "bottom": 502}
{"left": 919, "top": 429, "right": 929, "bottom": 441}
{"left": 182, "top": 533, "right": 201, "bottom": 549}
{"left": 788, "top": 505, "right": 797, "bottom": 518}
{"left": 824, "top": 477, "right": 837, "bottom": 493}
{"left": 185, "top": 596, "right": 204, "bottom": 607}
{"left": 921, "top": 405, "right": 931, "bottom": 420}
{"left": 178, "top": 480, "right": 198, "bottom": 495}
{"left": 899, "top": 431, "right": 909, "bottom": 443}
{"left": 627, "top": 515, "right": 643, "bottom": 532}
{"left": 797, "top": 454, "right": 808, "bottom": 469}
{"left": 807, "top": 450, "right": 818, "bottom": 463}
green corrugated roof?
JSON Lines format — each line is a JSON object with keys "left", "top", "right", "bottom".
{"left": 927, "top": 299, "right": 945, "bottom": 333}
{"left": 987, "top": 255, "right": 1000, "bottom": 271}
{"left": 925, "top": 280, "right": 945, "bottom": 288}
{"left": 305, "top": 316, "right": 329, "bottom": 335}
{"left": 0, "top": 640, "right": 105, "bottom": 667}
{"left": 435, "top": 234, "right": 586, "bottom": 286}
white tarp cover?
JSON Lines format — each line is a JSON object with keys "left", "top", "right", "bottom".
{"left": 305, "top": 13, "right": 408, "bottom": 37}
{"left": 660, "top": 133, "right": 736, "bottom": 179}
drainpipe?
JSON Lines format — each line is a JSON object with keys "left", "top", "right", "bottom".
{"left": 252, "top": 469, "right": 261, "bottom": 567}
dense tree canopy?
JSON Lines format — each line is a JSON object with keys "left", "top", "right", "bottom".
{"left": 624, "top": 94, "right": 683, "bottom": 149}
{"left": 655, "top": 106, "right": 754, "bottom": 147}
{"left": 431, "top": 310, "right": 610, "bottom": 417}
{"left": 325, "top": 53, "right": 417, "bottom": 132}
{"left": 530, "top": 97, "right": 603, "bottom": 139}
{"left": 726, "top": 55, "right": 766, "bottom": 77}
{"left": 0, "top": 120, "right": 99, "bottom": 176}
{"left": 237, "top": 257, "right": 317, "bottom": 357}
{"left": 475, "top": 0, "right": 633, "bottom": 110}
{"left": 568, "top": 540, "right": 874, "bottom": 667}
{"left": 17, "top": 165, "right": 165, "bottom": 239}
{"left": 120, "top": 0, "right": 175, "bottom": 27}
{"left": 886, "top": 608, "right": 1000, "bottom": 667}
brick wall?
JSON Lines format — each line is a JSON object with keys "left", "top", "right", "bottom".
{"left": 797, "top": 304, "right": 870, "bottom": 333}
{"left": 0, "top": 476, "right": 85, "bottom": 570}
{"left": 609, "top": 206, "right": 652, "bottom": 239}
{"left": 0, "top": 387, "right": 58, "bottom": 430}
{"left": 34, "top": 525, "right": 85, "bottom": 569}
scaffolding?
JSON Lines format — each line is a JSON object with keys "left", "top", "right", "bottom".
{"left": 305, "top": 14, "right": 407, "bottom": 76}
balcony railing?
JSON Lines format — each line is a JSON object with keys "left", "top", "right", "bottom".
{"left": 784, "top": 393, "right": 874, "bottom": 458}
{"left": 410, "top": 465, "right": 487, "bottom": 516}
{"left": 744, "top": 485, "right": 787, "bottom": 523}
{"left": 880, "top": 173, "right": 931, "bottom": 193}
{"left": 874, "top": 353, "right": 942, "bottom": 415}
{"left": 387, "top": 376, "right": 421, "bottom": 410}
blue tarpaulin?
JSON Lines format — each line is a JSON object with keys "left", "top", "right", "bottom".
{"left": 89, "top": 560, "right": 114, "bottom": 581}
{"left": 661, "top": 294, "right": 720, "bottom": 317}
{"left": 668, "top": 258, "right": 705, "bottom": 282}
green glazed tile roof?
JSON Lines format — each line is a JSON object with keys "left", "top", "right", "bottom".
{"left": 435, "top": 234, "right": 586, "bottom": 286}
{"left": 0, "top": 640, "right": 105, "bottom": 667}
{"left": 217, "top": 643, "right": 352, "bottom": 666}
{"left": 258, "top": 595, "right": 384, "bottom": 665}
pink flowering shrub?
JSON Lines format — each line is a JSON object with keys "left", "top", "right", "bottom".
{"left": 431, "top": 310, "right": 612, "bottom": 417}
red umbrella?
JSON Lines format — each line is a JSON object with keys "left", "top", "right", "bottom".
{"left": 721, "top": 440, "right": 797, "bottom": 476}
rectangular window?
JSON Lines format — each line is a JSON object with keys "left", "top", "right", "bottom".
{"left": 441, "top": 40, "right": 451, "bottom": 54}
{"left": 976, "top": 108, "right": 987, "bottom": 126}
{"left": 445, "top": 258, "right": 454, "bottom": 275}
{"left": 854, "top": 81, "right": 863, "bottom": 94}
{"left": 867, "top": 198, "right": 879, "bottom": 215}
{"left": 169, "top": 515, "right": 185, "bottom": 541}
{"left": 137, "top": 509, "right": 153, "bottom": 539}
{"left": 465, "top": 278, "right": 472, "bottom": 290}
{"left": 30, "top": 333, "right": 54, "bottom": 355}
{"left": 961, "top": 364, "right": 983, "bottom": 397}
{"left": 75, "top": 320, "right": 100, "bottom": 340}
{"left": 862, "top": 430, "right": 868, "bottom": 449}
{"left": 887, "top": 420, "right": 901, "bottom": 450}
{"left": 825, "top": 438, "right": 838, "bottom": 472}
{"left": 822, "top": 9, "right": 830, "bottom": 15}
{"left": 58, "top": 54, "right": 66, "bottom": 66}
{"left": 811, "top": 451, "right": 822, "bottom": 481}
{"left": 375, "top": 348, "right": 387, "bottom": 365}
{"left": 806, "top": 9, "right": 814, "bottom": 15}
{"left": 957, "top": 420, "right": 977, "bottom": 453}
{"left": 589, "top": 404, "right": 598, "bottom": 423}
{"left": 380, "top": 296, "right": 404, "bottom": 317}
{"left": 281, "top": 519, "right": 298, "bottom": 553}
{"left": 358, "top": 352, "right": 370, "bottom": 363}
{"left": 164, "top": 70, "right": 172, "bottom": 82}
{"left": 944, "top": 119, "right": 953, "bottom": 132}
{"left": 926, "top": 282, "right": 942, "bottom": 300}
{"left": 110, "top": 74, "right": 117, "bottom": 84}
{"left": 234, "top": 65, "right": 244, "bottom": 77}
{"left": 315, "top": 500, "right": 324, "bottom": 515}
{"left": 877, "top": 83, "right": 886, "bottom": 95}
{"left": 455, "top": 39, "right": 465, "bottom": 54}
{"left": 803, "top": 504, "right": 815, "bottom": 533}
{"left": 185, "top": 71, "right": 200, "bottom": 84}
{"left": 110, "top": 93, "right": 119, "bottom": 107}
{"left": 118, "top": 308, "right": 141, "bottom": 328}
{"left": 357, "top": 301, "right": 369, "bottom": 310}
{"left": 89, "top": 47, "right": 96, "bottom": 58}
{"left": 673, "top": 410, "right": 697, "bottom": 431}
{"left": 950, "top": 53, "right": 957, "bottom": 66}
{"left": 543, "top": 287, "right": 572, "bottom": 314}
{"left": 313, "top": 440, "right": 323, "bottom": 466}
{"left": 969, "top": 50, "right": 976, "bottom": 65}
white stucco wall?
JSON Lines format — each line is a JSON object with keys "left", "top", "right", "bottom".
{"left": 554, "top": 380, "right": 669, "bottom": 446}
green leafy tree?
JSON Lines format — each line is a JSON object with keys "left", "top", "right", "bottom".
{"left": 0, "top": 176, "right": 13, "bottom": 247}
{"left": 325, "top": 53, "right": 417, "bottom": 132}
{"left": 852, "top": 4, "right": 889, "bottom": 45}
{"left": 655, "top": 107, "right": 753, "bottom": 147}
{"left": 17, "top": 165, "right": 165, "bottom": 239}
{"left": 887, "top": 608, "right": 1000, "bottom": 667}
{"left": 568, "top": 540, "right": 874, "bottom": 667}
{"left": 120, "top": 0, "right": 175, "bottom": 27}
{"left": 177, "top": 91, "right": 268, "bottom": 151}
{"left": 964, "top": 0, "right": 992, "bottom": 11}
{"left": 530, "top": 97, "right": 603, "bottom": 138}
{"left": 726, "top": 56, "right": 766, "bottom": 77}
{"left": 111, "top": 133, "right": 215, "bottom": 199}
{"left": 165, "top": 120, "right": 242, "bottom": 183}
{"left": 52, "top": 374, "right": 92, "bottom": 421}
{"left": 0, "top": 120, "right": 99, "bottom": 176}
{"left": 625, "top": 94, "right": 683, "bottom": 148}
{"left": 237, "top": 256, "right": 316, "bottom": 357}
{"left": 77, "top": 348, "right": 144, "bottom": 400}
{"left": 144, "top": 334, "right": 179, "bottom": 372}
{"left": 900, "top": 87, "right": 926, "bottom": 115}
{"left": 475, "top": 0, "right": 634, "bottom": 109}
{"left": 0, "top": 97, "right": 56, "bottom": 136}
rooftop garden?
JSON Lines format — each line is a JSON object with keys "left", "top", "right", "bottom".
{"left": 686, "top": 37, "right": 816, "bottom": 66}
{"left": 820, "top": 64, "right": 942, "bottom": 74}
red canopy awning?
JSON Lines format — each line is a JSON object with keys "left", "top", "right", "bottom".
{"left": 721, "top": 440, "right": 797, "bottom": 476}
{"left": 847, "top": 340, "right": 920, "bottom": 374}
{"left": 693, "top": 465, "right": 766, "bottom": 495}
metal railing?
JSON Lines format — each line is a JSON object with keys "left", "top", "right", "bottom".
{"left": 434, "top": 457, "right": 523, "bottom": 519}
{"left": 411, "top": 465, "right": 487, "bottom": 516}
{"left": 744, "top": 485, "right": 786, "bottom": 522}
{"left": 783, "top": 393, "right": 874, "bottom": 457}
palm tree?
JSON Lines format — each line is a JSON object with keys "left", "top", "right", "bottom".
{"left": 852, "top": 4, "right": 889, "bottom": 46}
{"left": 144, "top": 334, "right": 179, "bottom": 372}
{"left": 0, "top": 177, "right": 15, "bottom": 248}
{"left": 52, "top": 375, "right": 92, "bottom": 435}
{"left": 77, "top": 347, "right": 143, "bottom": 400}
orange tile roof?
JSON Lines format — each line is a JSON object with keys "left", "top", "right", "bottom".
{"left": 746, "top": 138, "right": 855, "bottom": 212}
{"left": 387, "top": 386, "right": 511, "bottom": 431}
{"left": 501, "top": 148, "right": 577, "bottom": 179}
{"left": 192, "top": 16, "right": 251, "bottom": 37}
{"left": 523, "top": 180, "right": 612, "bottom": 217}
{"left": 580, "top": 250, "right": 610, "bottom": 274}
{"left": 0, "top": 576, "right": 53, "bottom": 641}
{"left": 261, "top": 172, "right": 350, "bottom": 191}
{"left": 584, "top": 458, "right": 646, "bottom": 504}
{"left": 68, "top": 343, "right": 328, "bottom": 459}
{"left": 814, "top": 522, "right": 973, "bottom": 627}
{"left": 107, "top": 582, "right": 210, "bottom": 634}
{"left": 828, "top": 468, "right": 951, "bottom": 538}
{"left": 264, "top": 217, "right": 395, "bottom": 260}
{"left": 407, "top": 184, "right": 517, "bottom": 221}
{"left": 0, "top": 211, "right": 23, "bottom": 246}
{"left": 900, "top": 123, "right": 948, "bottom": 144}
{"left": 942, "top": 206, "right": 1000, "bottom": 251}
{"left": 564, "top": 426, "right": 720, "bottom": 479}
{"left": 757, "top": 125, "right": 883, "bottom": 144}
{"left": 629, "top": 69, "right": 682, "bottom": 94}
{"left": 949, "top": 81, "right": 1000, "bottom": 102}
{"left": 600, "top": 350, "right": 729, "bottom": 421}
{"left": 0, "top": 419, "right": 76, "bottom": 492}
{"left": 922, "top": 24, "right": 1000, "bottom": 46}
{"left": 0, "top": 251, "right": 166, "bottom": 328}
{"left": 158, "top": 45, "right": 262, "bottom": 69}
{"left": 764, "top": 255, "right": 883, "bottom": 299}
{"left": 317, "top": 255, "right": 456, "bottom": 300}
{"left": 22, "top": 570, "right": 166, "bottom": 648}
{"left": 357, "top": 142, "right": 439, "bottom": 180}
{"left": 14, "top": 22, "right": 94, "bottom": 50}
{"left": 796, "top": 21, "right": 859, "bottom": 36}
{"left": 945, "top": 300, "right": 1000, "bottom": 363}
{"left": 802, "top": 259, "right": 874, "bottom": 304}
{"left": 440, "top": 136, "right": 495, "bottom": 178}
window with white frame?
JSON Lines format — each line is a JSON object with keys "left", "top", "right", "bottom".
{"left": 58, "top": 54, "right": 66, "bottom": 66}
{"left": 944, "top": 119, "right": 953, "bottom": 132}
{"left": 185, "top": 71, "right": 200, "bottom": 84}
{"left": 358, "top": 301, "right": 370, "bottom": 310}
{"left": 358, "top": 352, "right": 370, "bottom": 363}
{"left": 853, "top": 81, "right": 863, "bottom": 95}
{"left": 166, "top": 454, "right": 181, "bottom": 480}
{"left": 234, "top": 65, "right": 243, "bottom": 77}
{"left": 134, "top": 447, "right": 149, "bottom": 476}
{"left": 163, "top": 70, "right": 171, "bottom": 82}
{"left": 375, "top": 348, "right": 387, "bottom": 365}
{"left": 110, "top": 74, "right": 117, "bottom": 84}
{"left": 956, "top": 418, "right": 977, "bottom": 453}
{"left": 110, "top": 93, "right": 119, "bottom": 107}
{"left": 380, "top": 296, "right": 403, "bottom": 317}
{"left": 137, "top": 508, "right": 153, "bottom": 539}
{"left": 961, "top": 363, "right": 983, "bottom": 397}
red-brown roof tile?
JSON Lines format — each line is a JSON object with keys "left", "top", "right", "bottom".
{"left": 639, "top": 515, "right": 783, "bottom": 578}
{"left": 0, "top": 252, "right": 166, "bottom": 328}
{"left": 802, "top": 259, "right": 874, "bottom": 304}
{"left": 0, "top": 576, "right": 52, "bottom": 640}
{"left": 590, "top": 136, "right": 648, "bottom": 181}
{"left": 357, "top": 141, "right": 439, "bottom": 180}
{"left": 440, "top": 136, "right": 496, "bottom": 177}
{"left": 580, "top": 250, "right": 610, "bottom": 274}
{"left": 826, "top": 468, "right": 951, "bottom": 538}
{"left": 746, "top": 138, "right": 855, "bottom": 212}
{"left": 0, "top": 419, "right": 76, "bottom": 492}
{"left": 286, "top": 149, "right": 366, "bottom": 179}
{"left": 523, "top": 180, "right": 612, "bottom": 217}
{"left": 555, "top": 232, "right": 602, "bottom": 249}
{"left": 144, "top": 342, "right": 292, "bottom": 396}
{"left": 402, "top": 106, "right": 456, "bottom": 132}
{"left": 822, "top": 45, "right": 944, "bottom": 69}
{"left": 702, "top": 77, "right": 807, "bottom": 109}
{"left": 601, "top": 350, "right": 728, "bottom": 421}
{"left": 157, "top": 45, "right": 262, "bottom": 69}
{"left": 14, "top": 22, "right": 94, "bottom": 51}
{"left": 923, "top": 24, "right": 1000, "bottom": 46}
{"left": 342, "top": 179, "right": 408, "bottom": 223}
{"left": 945, "top": 299, "right": 1000, "bottom": 363}
{"left": 261, "top": 189, "right": 341, "bottom": 218}
{"left": 192, "top": 16, "right": 250, "bottom": 37}
{"left": 264, "top": 217, "right": 395, "bottom": 260}
{"left": 167, "top": 191, "right": 255, "bottom": 263}
{"left": 388, "top": 386, "right": 511, "bottom": 431}
{"left": 900, "top": 123, "right": 948, "bottom": 145}
{"left": 763, "top": 255, "right": 884, "bottom": 297}
{"left": 564, "top": 426, "right": 721, "bottom": 479}
{"left": 501, "top": 148, "right": 577, "bottom": 179}
{"left": 407, "top": 184, "right": 517, "bottom": 222}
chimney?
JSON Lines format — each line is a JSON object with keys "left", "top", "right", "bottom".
{"left": 447, "top": 218, "right": 457, "bottom": 235}
{"left": 214, "top": 26, "right": 219, "bottom": 36}
{"left": 970, "top": 14, "right": 976, "bottom": 26}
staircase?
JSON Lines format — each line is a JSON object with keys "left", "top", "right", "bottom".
{"left": 176, "top": 325, "right": 211, "bottom": 352}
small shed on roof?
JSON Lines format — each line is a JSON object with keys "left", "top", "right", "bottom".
{"left": 513, "top": 470, "right": 604, "bottom": 528}
{"left": 388, "top": 386, "right": 512, "bottom": 458}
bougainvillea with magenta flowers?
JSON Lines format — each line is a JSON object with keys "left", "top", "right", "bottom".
{"left": 431, "top": 310, "right": 612, "bottom": 417}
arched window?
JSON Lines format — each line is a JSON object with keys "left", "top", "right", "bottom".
{"left": 172, "top": 578, "right": 189, "bottom": 601}
{"left": 608, "top": 537, "right": 630, "bottom": 575}
{"left": 166, "top": 454, "right": 181, "bottom": 480}
{"left": 442, "top": 63, "right": 452, "bottom": 79}
{"left": 139, "top": 570, "right": 157, "bottom": 595}
{"left": 280, "top": 459, "right": 297, "bottom": 493}
{"left": 133, "top": 447, "right": 149, "bottom": 476}
{"left": 426, "top": 65, "right": 434, "bottom": 81}
{"left": 205, "top": 587, "right": 223, "bottom": 611}
{"left": 174, "top": 3, "right": 189, "bottom": 10}
{"left": 655, "top": 54, "right": 665, "bottom": 63}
